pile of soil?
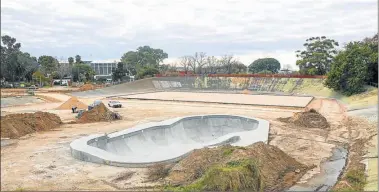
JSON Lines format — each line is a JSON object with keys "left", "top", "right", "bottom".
{"left": 56, "top": 97, "right": 87, "bottom": 110}
{"left": 165, "top": 142, "right": 310, "bottom": 192}
{"left": 76, "top": 102, "right": 121, "bottom": 123}
{"left": 79, "top": 84, "right": 95, "bottom": 91}
{"left": 240, "top": 89, "right": 252, "bottom": 94}
{"left": 0, "top": 112, "right": 62, "bottom": 139}
{"left": 278, "top": 109, "right": 329, "bottom": 129}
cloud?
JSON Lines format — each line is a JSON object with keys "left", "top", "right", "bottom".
{"left": 1, "top": 0, "right": 377, "bottom": 68}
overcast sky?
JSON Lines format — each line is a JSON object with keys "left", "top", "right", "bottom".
{"left": 1, "top": 0, "right": 377, "bottom": 68}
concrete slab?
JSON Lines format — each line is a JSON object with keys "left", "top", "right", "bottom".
{"left": 124, "top": 92, "right": 313, "bottom": 107}
{"left": 70, "top": 115, "right": 269, "bottom": 167}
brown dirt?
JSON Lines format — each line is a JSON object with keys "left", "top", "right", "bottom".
{"left": 278, "top": 109, "right": 330, "bottom": 129}
{"left": 79, "top": 84, "right": 95, "bottom": 91}
{"left": 0, "top": 112, "right": 62, "bottom": 139}
{"left": 76, "top": 103, "right": 121, "bottom": 123}
{"left": 166, "top": 142, "right": 310, "bottom": 192}
{"left": 36, "top": 95, "right": 62, "bottom": 102}
{"left": 240, "top": 89, "right": 253, "bottom": 94}
{"left": 332, "top": 118, "right": 377, "bottom": 191}
{"left": 56, "top": 96, "right": 88, "bottom": 110}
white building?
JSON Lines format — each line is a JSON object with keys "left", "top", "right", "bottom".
{"left": 59, "top": 59, "right": 120, "bottom": 76}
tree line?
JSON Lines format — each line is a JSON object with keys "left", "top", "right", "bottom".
{"left": 1, "top": 33, "right": 377, "bottom": 96}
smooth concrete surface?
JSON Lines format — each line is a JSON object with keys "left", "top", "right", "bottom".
{"left": 70, "top": 115, "right": 270, "bottom": 167}
{"left": 124, "top": 92, "right": 314, "bottom": 107}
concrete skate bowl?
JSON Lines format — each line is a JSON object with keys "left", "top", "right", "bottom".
{"left": 70, "top": 115, "right": 269, "bottom": 167}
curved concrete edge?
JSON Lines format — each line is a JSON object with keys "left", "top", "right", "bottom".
{"left": 70, "top": 114, "right": 270, "bottom": 167}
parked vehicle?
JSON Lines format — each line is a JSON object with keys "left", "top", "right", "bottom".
{"left": 88, "top": 100, "right": 102, "bottom": 110}
{"left": 108, "top": 101, "right": 122, "bottom": 108}
{"left": 28, "top": 85, "right": 38, "bottom": 90}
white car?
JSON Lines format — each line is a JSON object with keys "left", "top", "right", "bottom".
{"left": 108, "top": 100, "right": 122, "bottom": 108}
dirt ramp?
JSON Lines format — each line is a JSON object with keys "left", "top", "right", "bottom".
{"left": 0, "top": 112, "right": 62, "bottom": 139}
{"left": 164, "top": 142, "right": 310, "bottom": 192}
{"left": 76, "top": 103, "right": 121, "bottom": 123}
{"left": 56, "top": 96, "right": 87, "bottom": 110}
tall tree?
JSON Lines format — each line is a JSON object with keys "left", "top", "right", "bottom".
{"left": 121, "top": 46, "right": 168, "bottom": 77}
{"left": 38, "top": 55, "right": 58, "bottom": 75}
{"left": 205, "top": 56, "right": 219, "bottom": 74}
{"left": 248, "top": 58, "right": 281, "bottom": 74}
{"left": 324, "top": 41, "right": 371, "bottom": 95}
{"left": 75, "top": 55, "right": 82, "bottom": 64}
{"left": 72, "top": 63, "right": 94, "bottom": 82}
{"left": 1, "top": 35, "right": 22, "bottom": 82}
{"left": 296, "top": 36, "right": 339, "bottom": 75}
{"left": 68, "top": 57, "right": 74, "bottom": 65}
{"left": 16, "top": 52, "right": 39, "bottom": 81}
{"left": 179, "top": 56, "right": 191, "bottom": 74}
{"left": 362, "top": 33, "right": 378, "bottom": 86}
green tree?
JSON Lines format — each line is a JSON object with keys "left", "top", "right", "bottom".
{"left": 136, "top": 66, "right": 160, "bottom": 79}
{"left": 72, "top": 63, "right": 94, "bottom": 82}
{"left": 248, "top": 58, "right": 281, "bottom": 74}
{"left": 362, "top": 33, "right": 378, "bottom": 86}
{"left": 75, "top": 55, "right": 82, "bottom": 64}
{"left": 324, "top": 42, "right": 372, "bottom": 95}
{"left": 112, "top": 62, "right": 126, "bottom": 81}
{"left": 121, "top": 46, "right": 168, "bottom": 77}
{"left": 1, "top": 35, "right": 22, "bottom": 82}
{"left": 68, "top": 57, "right": 74, "bottom": 65}
{"left": 296, "top": 36, "right": 339, "bottom": 75}
{"left": 16, "top": 52, "right": 39, "bottom": 81}
{"left": 38, "top": 55, "right": 58, "bottom": 75}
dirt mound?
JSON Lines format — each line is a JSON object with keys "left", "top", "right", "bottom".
{"left": 240, "top": 89, "right": 253, "bottom": 94}
{"left": 76, "top": 102, "right": 121, "bottom": 123}
{"left": 0, "top": 112, "right": 62, "bottom": 139}
{"left": 56, "top": 97, "right": 87, "bottom": 110}
{"left": 164, "top": 142, "right": 310, "bottom": 192}
{"left": 79, "top": 84, "right": 95, "bottom": 91}
{"left": 278, "top": 109, "right": 329, "bottom": 129}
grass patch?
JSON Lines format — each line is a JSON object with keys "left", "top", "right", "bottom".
{"left": 332, "top": 166, "right": 367, "bottom": 192}
{"left": 222, "top": 148, "right": 235, "bottom": 156}
{"left": 165, "top": 159, "right": 264, "bottom": 192}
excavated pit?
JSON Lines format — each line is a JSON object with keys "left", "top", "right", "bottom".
{"left": 70, "top": 115, "right": 269, "bottom": 167}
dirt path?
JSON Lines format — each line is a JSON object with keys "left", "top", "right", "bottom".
{"left": 0, "top": 94, "right": 374, "bottom": 191}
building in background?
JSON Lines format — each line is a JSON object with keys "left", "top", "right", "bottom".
{"left": 58, "top": 60, "right": 120, "bottom": 76}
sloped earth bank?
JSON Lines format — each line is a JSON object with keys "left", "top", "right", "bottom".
{"left": 162, "top": 142, "right": 310, "bottom": 192}
{"left": 0, "top": 112, "right": 62, "bottom": 139}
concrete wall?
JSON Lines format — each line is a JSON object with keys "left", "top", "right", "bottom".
{"left": 72, "top": 76, "right": 326, "bottom": 97}
{"left": 153, "top": 76, "right": 325, "bottom": 93}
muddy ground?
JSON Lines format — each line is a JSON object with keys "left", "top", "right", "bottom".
{"left": 0, "top": 93, "right": 376, "bottom": 191}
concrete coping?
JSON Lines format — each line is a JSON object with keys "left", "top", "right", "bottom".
{"left": 70, "top": 114, "right": 270, "bottom": 167}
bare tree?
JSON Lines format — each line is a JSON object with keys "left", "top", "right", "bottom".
{"left": 189, "top": 52, "right": 207, "bottom": 74}
{"left": 205, "top": 56, "right": 219, "bottom": 74}
{"left": 179, "top": 56, "right": 191, "bottom": 73}
{"left": 219, "top": 55, "right": 237, "bottom": 74}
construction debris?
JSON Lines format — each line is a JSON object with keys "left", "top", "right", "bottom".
{"left": 56, "top": 96, "right": 87, "bottom": 110}
{"left": 0, "top": 112, "right": 63, "bottom": 139}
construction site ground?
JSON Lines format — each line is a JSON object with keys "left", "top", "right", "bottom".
{"left": 0, "top": 91, "right": 377, "bottom": 191}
